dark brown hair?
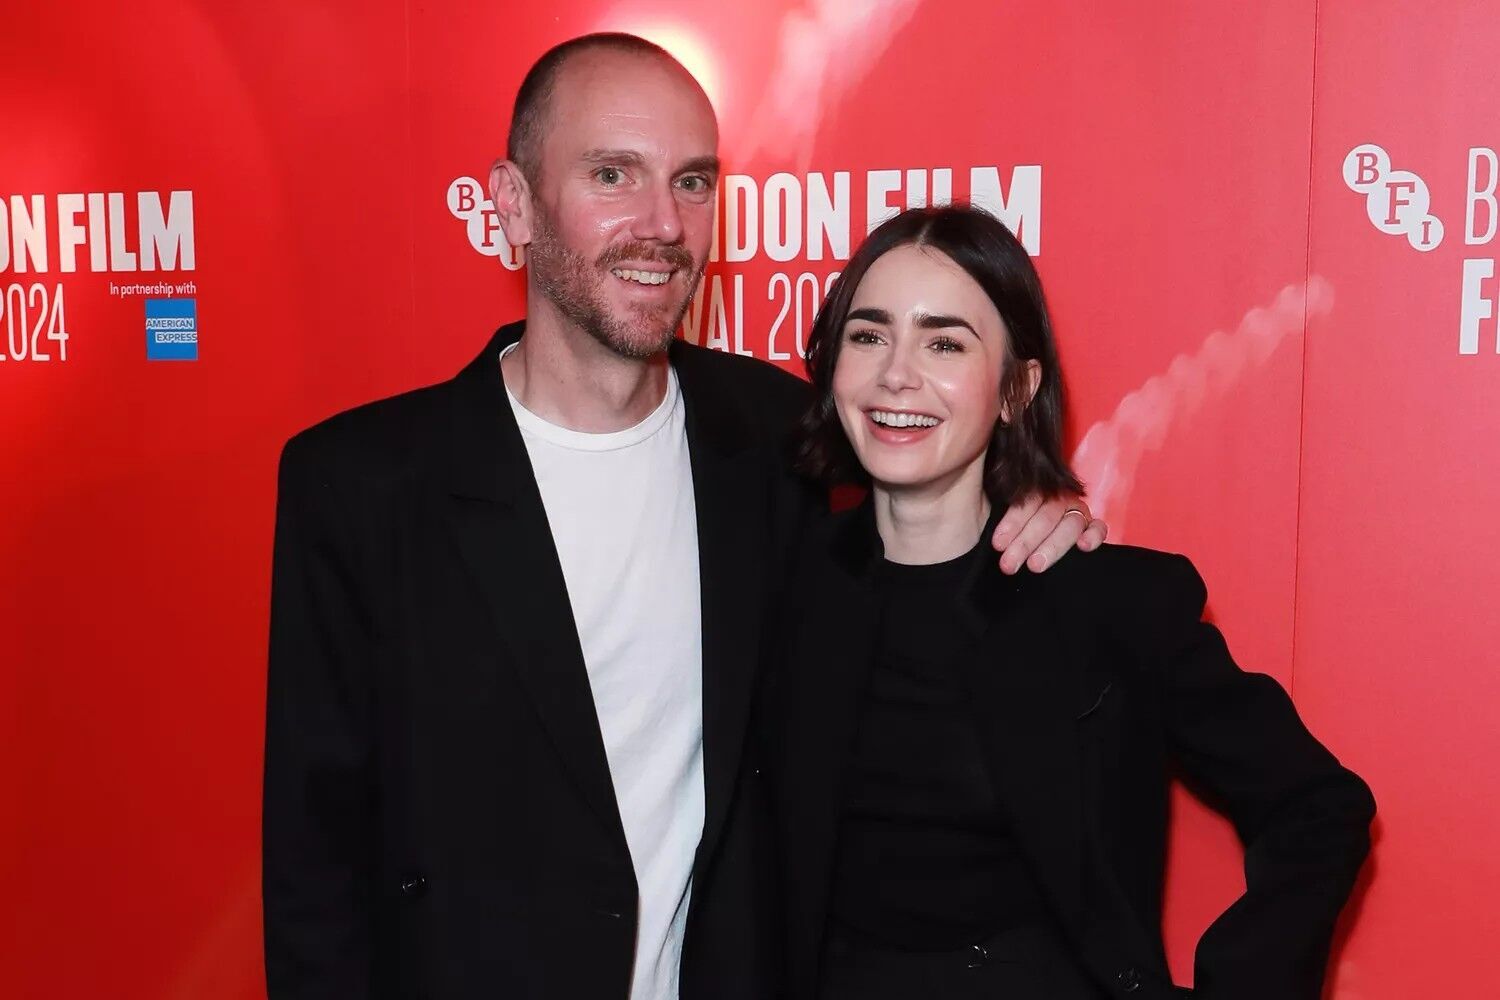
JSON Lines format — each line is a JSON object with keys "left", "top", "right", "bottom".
{"left": 793, "top": 203, "right": 1083, "bottom": 507}
{"left": 507, "top": 33, "right": 680, "bottom": 183}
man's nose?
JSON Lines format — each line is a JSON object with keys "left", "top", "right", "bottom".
{"left": 631, "top": 180, "right": 685, "bottom": 244}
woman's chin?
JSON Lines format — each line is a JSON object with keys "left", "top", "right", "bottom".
{"left": 860, "top": 453, "right": 987, "bottom": 502}
{"left": 865, "top": 468, "right": 950, "bottom": 497}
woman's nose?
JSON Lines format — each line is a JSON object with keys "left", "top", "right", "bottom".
{"left": 876, "top": 344, "right": 921, "bottom": 391}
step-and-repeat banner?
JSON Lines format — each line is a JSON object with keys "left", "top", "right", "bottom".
{"left": 3, "top": 1, "right": 1495, "bottom": 996}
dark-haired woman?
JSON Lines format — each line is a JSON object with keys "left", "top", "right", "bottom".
{"left": 763, "top": 204, "right": 1374, "bottom": 1000}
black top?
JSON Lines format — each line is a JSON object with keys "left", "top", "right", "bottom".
{"left": 827, "top": 535, "right": 1051, "bottom": 949}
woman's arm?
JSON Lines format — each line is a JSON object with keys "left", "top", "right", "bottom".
{"left": 1111, "top": 552, "right": 1375, "bottom": 1000}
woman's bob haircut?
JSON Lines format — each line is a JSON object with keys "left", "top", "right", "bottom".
{"left": 793, "top": 202, "right": 1082, "bottom": 507}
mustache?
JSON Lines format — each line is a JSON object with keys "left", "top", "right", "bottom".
{"left": 596, "top": 242, "right": 696, "bottom": 271}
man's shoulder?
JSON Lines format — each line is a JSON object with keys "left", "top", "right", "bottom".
{"left": 279, "top": 377, "right": 455, "bottom": 487}
{"left": 277, "top": 320, "right": 519, "bottom": 495}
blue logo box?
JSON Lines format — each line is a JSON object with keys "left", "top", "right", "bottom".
{"left": 145, "top": 298, "right": 198, "bottom": 361}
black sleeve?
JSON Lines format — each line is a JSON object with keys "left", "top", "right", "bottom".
{"left": 1111, "top": 553, "right": 1375, "bottom": 1000}
{"left": 263, "top": 433, "right": 377, "bottom": 998}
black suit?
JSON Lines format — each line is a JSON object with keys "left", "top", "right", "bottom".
{"left": 263, "top": 321, "right": 811, "bottom": 999}
{"left": 765, "top": 504, "right": 1375, "bottom": 1000}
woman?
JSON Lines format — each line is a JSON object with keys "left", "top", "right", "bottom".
{"left": 765, "top": 204, "right": 1374, "bottom": 999}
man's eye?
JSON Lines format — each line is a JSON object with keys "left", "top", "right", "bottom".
{"left": 678, "top": 175, "right": 710, "bottom": 193}
{"left": 598, "top": 167, "right": 624, "bottom": 185}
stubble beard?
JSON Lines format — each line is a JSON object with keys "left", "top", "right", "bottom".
{"left": 526, "top": 206, "right": 703, "bottom": 360}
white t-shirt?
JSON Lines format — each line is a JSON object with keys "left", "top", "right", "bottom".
{"left": 502, "top": 346, "right": 705, "bottom": 1000}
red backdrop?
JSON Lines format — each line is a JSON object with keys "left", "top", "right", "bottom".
{"left": 3, "top": 2, "right": 1495, "bottom": 996}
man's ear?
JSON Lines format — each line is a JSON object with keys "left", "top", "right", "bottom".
{"left": 489, "top": 159, "right": 535, "bottom": 246}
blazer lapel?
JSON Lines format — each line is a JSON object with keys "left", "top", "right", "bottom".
{"left": 782, "top": 504, "right": 881, "bottom": 979}
{"left": 441, "top": 323, "right": 627, "bottom": 848}
{"left": 674, "top": 343, "right": 774, "bottom": 869}
{"left": 956, "top": 558, "right": 1088, "bottom": 926}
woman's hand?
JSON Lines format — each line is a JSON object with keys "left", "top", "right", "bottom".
{"left": 991, "top": 493, "right": 1107, "bottom": 574}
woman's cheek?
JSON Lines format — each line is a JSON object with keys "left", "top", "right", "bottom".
{"left": 947, "top": 366, "right": 1002, "bottom": 451}
{"left": 830, "top": 372, "right": 863, "bottom": 444}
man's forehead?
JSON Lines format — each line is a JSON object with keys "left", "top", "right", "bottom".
{"left": 558, "top": 45, "right": 703, "bottom": 91}
{"left": 550, "top": 49, "right": 718, "bottom": 142}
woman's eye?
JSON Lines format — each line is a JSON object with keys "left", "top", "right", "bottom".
{"left": 598, "top": 167, "right": 624, "bottom": 185}
{"left": 930, "top": 337, "right": 964, "bottom": 353}
{"left": 847, "top": 329, "right": 881, "bottom": 345}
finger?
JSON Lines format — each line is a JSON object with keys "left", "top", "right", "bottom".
{"left": 991, "top": 492, "right": 1042, "bottom": 547}
{"left": 991, "top": 492, "right": 1042, "bottom": 553}
{"left": 1077, "top": 516, "right": 1108, "bottom": 551}
{"left": 1022, "top": 503, "right": 1089, "bottom": 573}
{"left": 1001, "top": 496, "right": 1071, "bottom": 574}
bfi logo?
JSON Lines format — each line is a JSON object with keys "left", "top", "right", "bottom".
{"left": 1343, "top": 143, "right": 1500, "bottom": 354}
{"left": 1342, "top": 144, "right": 1443, "bottom": 251}
{"left": 446, "top": 177, "right": 525, "bottom": 270}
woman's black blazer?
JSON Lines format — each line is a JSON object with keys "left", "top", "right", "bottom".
{"left": 763, "top": 505, "right": 1375, "bottom": 1000}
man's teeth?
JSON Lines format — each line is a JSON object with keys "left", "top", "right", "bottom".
{"left": 612, "top": 268, "right": 672, "bottom": 285}
{"left": 870, "top": 410, "right": 940, "bottom": 428}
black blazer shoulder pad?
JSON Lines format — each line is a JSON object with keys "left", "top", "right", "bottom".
{"left": 281, "top": 316, "right": 525, "bottom": 481}
{"left": 279, "top": 379, "right": 454, "bottom": 491}
{"left": 1035, "top": 543, "right": 1209, "bottom": 653}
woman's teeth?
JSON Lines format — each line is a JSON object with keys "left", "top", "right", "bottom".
{"left": 612, "top": 268, "right": 672, "bottom": 285}
{"left": 870, "top": 410, "right": 940, "bottom": 428}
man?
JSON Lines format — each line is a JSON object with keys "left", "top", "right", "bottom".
{"left": 263, "top": 33, "right": 1104, "bottom": 1000}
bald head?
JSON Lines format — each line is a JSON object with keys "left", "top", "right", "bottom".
{"left": 507, "top": 32, "right": 714, "bottom": 185}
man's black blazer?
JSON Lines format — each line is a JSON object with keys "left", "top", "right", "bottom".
{"left": 765, "top": 504, "right": 1375, "bottom": 1000}
{"left": 263, "top": 322, "right": 810, "bottom": 999}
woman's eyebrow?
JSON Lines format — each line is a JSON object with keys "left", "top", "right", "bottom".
{"left": 913, "top": 311, "right": 978, "bottom": 338}
{"left": 845, "top": 307, "right": 892, "bottom": 325}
